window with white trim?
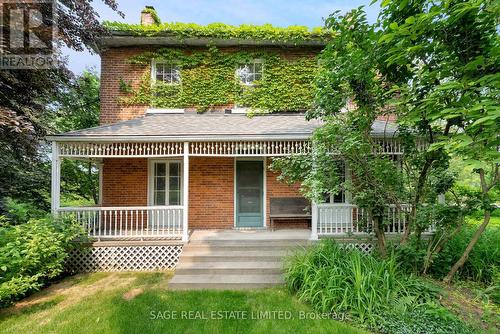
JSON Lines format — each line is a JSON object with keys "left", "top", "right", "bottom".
{"left": 236, "top": 59, "right": 263, "bottom": 85}
{"left": 151, "top": 161, "right": 182, "bottom": 205}
{"left": 154, "top": 62, "right": 181, "bottom": 84}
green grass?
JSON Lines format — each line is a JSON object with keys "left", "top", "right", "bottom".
{"left": 0, "top": 272, "right": 366, "bottom": 334}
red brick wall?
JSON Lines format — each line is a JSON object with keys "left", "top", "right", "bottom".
{"left": 99, "top": 46, "right": 322, "bottom": 125}
{"left": 101, "top": 158, "right": 148, "bottom": 206}
{"left": 100, "top": 157, "right": 306, "bottom": 229}
{"left": 188, "top": 157, "right": 234, "bottom": 229}
{"left": 100, "top": 48, "right": 150, "bottom": 125}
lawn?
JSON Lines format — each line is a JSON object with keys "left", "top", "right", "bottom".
{"left": 0, "top": 272, "right": 367, "bottom": 334}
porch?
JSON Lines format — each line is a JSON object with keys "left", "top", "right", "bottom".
{"left": 56, "top": 203, "right": 435, "bottom": 241}
{"left": 49, "top": 113, "right": 427, "bottom": 243}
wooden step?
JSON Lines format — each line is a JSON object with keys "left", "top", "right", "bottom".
{"left": 175, "top": 261, "right": 282, "bottom": 275}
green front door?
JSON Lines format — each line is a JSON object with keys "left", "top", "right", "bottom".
{"left": 236, "top": 161, "right": 264, "bottom": 228}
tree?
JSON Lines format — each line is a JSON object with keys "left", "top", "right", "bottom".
{"left": 0, "top": 1, "right": 121, "bottom": 211}
{"left": 54, "top": 71, "right": 100, "bottom": 204}
{"left": 378, "top": 0, "right": 499, "bottom": 282}
{"left": 272, "top": 9, "right": 406, "bottom": 257}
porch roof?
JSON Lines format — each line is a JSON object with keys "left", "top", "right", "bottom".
{"left": 48, "top": 113, "right": 398, "bottom": 142}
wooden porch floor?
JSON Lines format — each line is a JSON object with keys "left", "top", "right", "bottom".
{"left": 189, "top": 229, "right": 311, "bottom": 242}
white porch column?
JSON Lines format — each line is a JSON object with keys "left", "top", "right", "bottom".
{"left": 310, "top": 202, "right": 319, "bottom": 240}
{"left": 182, "top": 142, "right": 189, "bottom": 242}
{"left": 50, "top": 141, "right": 61, "bottom": 214}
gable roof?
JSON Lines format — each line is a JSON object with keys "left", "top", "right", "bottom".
{"left": 48, "top": 114, "right": 398, "bottom": 142}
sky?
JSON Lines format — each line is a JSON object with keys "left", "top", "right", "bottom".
{"left": 65, "top": 0, "right": 379, "bottom": 74}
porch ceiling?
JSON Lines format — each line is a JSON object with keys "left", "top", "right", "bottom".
{"left": 47, "top": 114, "right": 398, "bottom": 142}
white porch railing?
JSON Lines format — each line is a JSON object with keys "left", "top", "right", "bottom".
{"left": 58, "top": 206, "right": 184, "bottom": 240}
{"left": 317, "top": 203, "right": 436, "bottom": 236}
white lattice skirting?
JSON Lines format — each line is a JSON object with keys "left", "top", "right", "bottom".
{"left": 66, "top": 245, "right": 183, "bottom": 272}
{"left": 339, "top": 243, "right": 374, "bottom": 254}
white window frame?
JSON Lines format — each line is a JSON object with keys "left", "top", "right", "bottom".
{"left": 236, "top": 59, "right": 264, "bottom": 86}
{"left": 148, "top": 159, "right": 183, "bottom": 206}
{"left": 151, "top": 59, "right": 181, "bottom": 85}
{"left": 323, "top": 161, "right": 349, "bottom": 204}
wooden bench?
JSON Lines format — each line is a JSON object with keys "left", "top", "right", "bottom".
{"left": 269, "top": 197, "right": 312, "bottom": 230}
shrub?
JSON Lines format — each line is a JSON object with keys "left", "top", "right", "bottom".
{"left": 0, "top": 215, "right": 84, "bottom": 307}
{"left": 285, "top": 240, "right": 436, "bottom": 325}
{"left": 378, "top": 305, "right": 476, "bottom": 334}
{"left": 285, "top": 240, "right": 475, "bottom": 333}
{"left": 430, "top": 222, "right": 500, "bottom": 284}
{"left": 2, "top": 198, "right": 47, "bottom": 225}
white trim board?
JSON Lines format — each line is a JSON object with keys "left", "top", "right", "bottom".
{"left": 146, "top": 108, "right": 185, "bottom": 114}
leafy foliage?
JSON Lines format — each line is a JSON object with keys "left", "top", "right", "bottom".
{"left": 2, "top": 198, "right": 47, "bottom": 225}
{"left": 377, "top": 0, "right": 499, "bottom": 282}
{"left": 122, "top": 47, "right": 318, "bottom": 112}
{"left": 431, "top": 222, "right": 500, "bottom": 284}
{"left": 0, "top": 0, "right": 120, "bottom": 153}
{"left": 0, "top": 0, "right": 120, "bottom": 211}
{"left": 377, "top": 307, "right": 476, "bottom": 334}
{"left": 272, "top": 9, "right": 408, "bottom": 256}
{"left": 104, "top": 21, "right": 331, "bottom": 42}
{"left": 0, "top": 146, "right": 51, "bottom": 213}
{"left": 54, "top": 71, "right": 100, "bottom": 133}
{"left": 53, "top": 71, "right": 101, "bottom": 204}
{"left": 285, "top": 240, "right": 436, "bottom": 325}
{"left": 285, "top": 240, "right": 476, "bottom": 333}
{"left": 0, "top": 214, "right": 84, "bottom": 307}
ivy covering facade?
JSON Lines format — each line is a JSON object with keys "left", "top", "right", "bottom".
{"left": 120, "top": 47, "right": 319, "bottom": 112}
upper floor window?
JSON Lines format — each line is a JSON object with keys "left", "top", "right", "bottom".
{"left": 236, "top": 59, "right": 263, "bottom": 85}
{"left": 154, "top": 61, "right": 181, "bottom": 84}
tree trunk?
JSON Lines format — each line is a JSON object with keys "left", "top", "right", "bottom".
{"left": 443, "top": 210, "right": 491, "bottom": 283}
{"left": 372, "top": 214, "right": 387, "bottom": 258}
{"left": 401, "top": 157, "right": 432, "bottom": 244}
{"left": 444, "top": 166, "right": 499, "bottom": 283}
{"left": 423, "top": 223, "right": 462, "bottom": 275}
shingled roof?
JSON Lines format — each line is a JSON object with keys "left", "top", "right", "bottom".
{"left": 49, "top": 113, "right": 398, "bottom": 142}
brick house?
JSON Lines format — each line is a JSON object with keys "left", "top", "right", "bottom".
{"left": 48, "top": 8, "right": 418, "bottom": 268}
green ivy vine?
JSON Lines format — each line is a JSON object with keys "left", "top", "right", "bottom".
{"left": 120, "top": 47, "right": 319, "bottom": 113}
{"left": 104, "top": 21, "right": 332, "bottom": 43}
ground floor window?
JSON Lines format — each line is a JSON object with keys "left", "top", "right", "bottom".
{"left": 323, "top": 161, "right": 347, "bottom": 204}
{"left": 150, "top": 160, "right": 182, "bottom": 206}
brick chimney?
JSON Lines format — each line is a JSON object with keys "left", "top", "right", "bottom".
{"left": 141, "top": 6, "right": 158, "bottom": 26}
